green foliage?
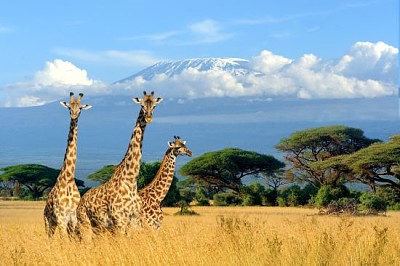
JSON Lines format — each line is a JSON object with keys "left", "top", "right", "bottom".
{"left": 375, "top": 187, "right": 400, "bottom": 207}
{"left": 276, "top": 125, "right": 379, "bottom": 187}
{"left": 213, "top": 192, "right": 242, "bottom": 206}
{"left": 344, "top": 135, "right": 400, "bottom": 192}
{"left": 242, "top": 183, "right": 264, "bottom": 206}
{"left": 174, "top": 200, "right": 199, "bottom": 216}
{"left": 316, "top": 134, "right": 400, "bottom": 192}
{"left": 86, "top": 165, "right": 114, "bottom": 184}
{"left": 388, "top": 203, "right": 400, "bottom": 211}
{"left": 194, "top": 188, "right": 210, "bottom": 206}
{"left": 314, "top": 185, "right": 350, "bottom": 207}
{"left": 137, "top": 162, "right": 161, "bottom": 190}
{"left": 180, "top": 148, "right": 284, "bottom": 195}
{"left": 0, "top": 164, "right": 84, "bottom": 199}
{"left": 359, "top": 191, "right": 387, "bottom": 214}
{"left": 277, "top": 184, "right": 318, "bottom": 207}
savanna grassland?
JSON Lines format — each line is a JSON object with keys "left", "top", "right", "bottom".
{"left": 1, "top": 201, "right": 399, "bottom": 266}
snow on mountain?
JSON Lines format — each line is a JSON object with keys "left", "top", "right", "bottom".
{"left": 116, "top": 58, "right": 251, "bottom": 83}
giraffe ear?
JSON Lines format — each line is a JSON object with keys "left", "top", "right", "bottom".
{"left": 60, "top": 101, "right": 69, "bottom": 109}
{"left": 81, "top": 104, "right": 92, "bottom": 110}
{"left": 168, "top": 141, "right": 174, "bottom": 148}
{"left": 155, "top": 97, "right": 163, "bottom": 103}
{"left": 132, "top": 97, "right": 141, "bottom": 104}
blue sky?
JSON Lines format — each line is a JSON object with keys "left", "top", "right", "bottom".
{"left": 0, "top": 0, "right": 398, "bottom": 107}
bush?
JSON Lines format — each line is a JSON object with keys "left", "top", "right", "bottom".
{"left": 376, "top": 187, "right": 400, "bottom": 208}
{"left": 359, "top": 191, "right": 387, "bottom": 214}
{"left": 243, "top": 194, "right": 259, "bottom": 206}
{"left": 194, "top": 188, "right": 210, "bottom": 206}
{"left": 262, "top": 189, "right": 278, "bottom": 206}
{"left": 388, "top": 202, "right": 400, "bottom": 211}
{"left": 276, "top": 196, "right": 287, "bottom": 207}
{"left": 213, "top": 192, "right": 242, "bottom": 206}
{"left": 174, "top": 200, "right": 199, "bottom": 216}
{"left": 242, "top": 183, "right": 264, "bottom": 206}
{"left": 314, "top": 185, "right": 350, "bottom": 207}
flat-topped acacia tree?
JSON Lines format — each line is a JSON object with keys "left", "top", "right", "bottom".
{"left": 179, "top": 148, "right": 285, "bottom": 196}
{"left": 275, "top": 125, "right": 380, "bottom": 188}
{"left": 0, "top": 164, "right": 84, "bottom": 199}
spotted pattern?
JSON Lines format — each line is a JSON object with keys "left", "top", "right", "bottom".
{"left": 139, "top": 137, "right": 192, "bottom": 230}
{"left": 44, "top": 92, "right": 91, "bottom": 238}
{"left": 76, "top": 91, "right": 162, "bottom": 238}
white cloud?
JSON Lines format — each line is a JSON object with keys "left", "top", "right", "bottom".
{"left": 252, "top": 50, "right": 292, "bottom": 74}
{"left": 34, "top": 59, "right": 93, "bottom": 86}
{"left": 0, "top": 59, "right": 107, "bottom": 107}
{"left": 187, "top": 19, "right": 234, "bottom": 44}
{"left": 332, "top": 41, "right": 398, "bottom": 83}
{"left": 15, "top": 96, "right": 46, "bottom": 107}
{"left": 118, "top": 41, "right": 398, "bottom": 100}
{"left": 1, "top": 41, "right": 397, "bottom": 107}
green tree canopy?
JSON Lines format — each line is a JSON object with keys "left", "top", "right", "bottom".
{"left": 316, "top": 134, "right": 400, "bottom": 192}
{"left": 179, "top": 148, "right": 285, "bottom": 195}
{"left": 0, "top": 164, "right": 84, "bottom": 199}
{"left": 275, "top": 125, "right": 379, "bottom": 188}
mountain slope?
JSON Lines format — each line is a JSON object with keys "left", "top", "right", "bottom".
{"left": 116, "top": 58, "right": 251, "bottom": 83}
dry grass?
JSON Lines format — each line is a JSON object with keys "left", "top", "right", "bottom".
{"left": 1, "top": 201, "right": 400, "bottom": 266}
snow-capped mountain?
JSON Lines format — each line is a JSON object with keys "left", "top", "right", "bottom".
{"left": 117, "top": 58, "right": 251, "bottom": 83}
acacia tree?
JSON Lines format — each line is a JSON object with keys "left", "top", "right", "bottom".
{"left": 0, "top": 164, "right": 84, "bottom": 199}
{"left": 275, "top": 125, "right": 379, "bottom": 188}
{"left": 316, "top": 134, "right": 400, "bottom": 192}
{"left": 179, "top": 148, "right": 285, "bottom": 196}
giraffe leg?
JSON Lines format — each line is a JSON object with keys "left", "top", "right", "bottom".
{"left": 76, "top": 207, "right": 93, "bottom": 242}
{"left": 44, "top": 213, "right": 58, "bottom": 238}
{"left": 66, "top": 214, "right": 79, "bottom": 241}
{"left": 56, "top": 218, "right": 71, "bottom": 239}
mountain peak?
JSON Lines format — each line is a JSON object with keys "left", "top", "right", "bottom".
{"left": 116, "top": 57, "right": 250, "bottom": 83}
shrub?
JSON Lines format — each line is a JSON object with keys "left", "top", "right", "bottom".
{"left": 359, "top": 191, "right": 387, "bottom": 214}
{"left": 213, "top": 192, "right": 242, "bottom": 206}
{"left": 314, "top": 185, "right": 350, "bottom": 207}
{"left": 194, "top": 188, "right": 210, "bottom": 206}
{"left": 276, "top": 196, "right": 287, "bottom": 207}
{"left": 388, "top": 202, "right": 400, "bottom": 211}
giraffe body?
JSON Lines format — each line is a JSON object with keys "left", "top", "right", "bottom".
{"left": 44, "top": 92, "right": 91, "bottom": 238}
{"left": 76, "top": 91, "right": 162, "bottom": 238}
{"left": 140, "top": 136, "right": 192, "bottom": 230}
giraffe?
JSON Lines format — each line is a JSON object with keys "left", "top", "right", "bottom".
{"left": 139, "top": 136, "right": 192, "bottom": 230}
{"left": 44, "top": 92, "right": 92, "bottom": 238}
{"left": 76, "top": 91, "right": 162, "bottom": 238}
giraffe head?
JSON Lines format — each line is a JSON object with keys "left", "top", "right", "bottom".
{"left": 132, "top": 91, "right": 163, "bottom": 123}
{"left": 168, "top": 136, "right": 193, "bottom": 157}
{"left": 60, "top": 92, "right": 92, "bottom": 120}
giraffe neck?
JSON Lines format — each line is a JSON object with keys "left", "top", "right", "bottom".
{"left": 59, "top": 118, "right": 78, "bottom": 182}
{"left": 116, "top": 109, "right": 147, "bottom": 183}
{"left": 145, "top": 148, "right": 177, "bottom": 204}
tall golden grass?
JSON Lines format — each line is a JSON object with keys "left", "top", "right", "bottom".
{"left": 1, "top": 201, "right": 399, "bottom": 265}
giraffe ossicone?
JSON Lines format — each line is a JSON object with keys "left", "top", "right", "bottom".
{"left": 44, "top": 91, "right": 91, "bottom": 238}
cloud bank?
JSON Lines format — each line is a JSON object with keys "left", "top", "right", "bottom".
{"left": 0, "top": 41, "right": 397, "bottom": 107}
{"left": 121, "top": 41, "right": 398, "bottom": 100}
{"left": 1, "top": 60, "right": 107, "bottom": 107}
